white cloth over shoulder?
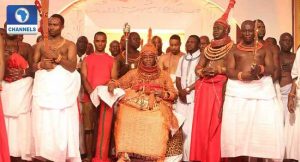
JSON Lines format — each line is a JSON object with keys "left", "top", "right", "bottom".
{"left": 32, "top": 65, "right": 81, "bottom": 109}
{"left": 1, "top": 77, "right": 33, "bottom": 117}
{"left": 90, "top": 85, "right": 125, "bottom": 107}
{"left": 221, "top": 76, "right": 284, "bottom": 160}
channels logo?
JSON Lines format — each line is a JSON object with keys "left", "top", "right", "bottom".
{"left": 6, "top": 5, "right": 38, "bottom": 35}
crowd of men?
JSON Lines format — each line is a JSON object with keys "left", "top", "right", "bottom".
{"left": 0, "top": 1, "right": 300, "bottom": 162}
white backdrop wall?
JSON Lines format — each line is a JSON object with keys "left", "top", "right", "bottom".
{"left": 0, "top": 0, "right": 292, "bottom": 50}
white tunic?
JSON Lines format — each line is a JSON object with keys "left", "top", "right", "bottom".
{"left": 175, "top": 50, "right": 200, "bottom": 161}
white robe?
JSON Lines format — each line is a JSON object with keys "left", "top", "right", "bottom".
{"left": 175, "top": 50, "right": 200, "bottom": 161}
{"left": 274, "top": 81, "right": 284, "bottom": 123}
{"left": 285, "top": 48, "right": 300, "bottom": 161}
{"left": 1, "top": 77, "right": 33, "bottom": 160}
{"left": 280, "top": 83, "right": 292, "bottom": 123}
{"left": 221, "top": 76, "right": 284, "bottom": 160}
{"left": 31, "top": 66, "right": 81, "bottom": 162}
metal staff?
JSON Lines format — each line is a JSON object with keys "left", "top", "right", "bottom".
{"left": 253, "top": 19, "right": 259, "bottom": 64}
{"left": 123, "top": 23, "right": 130, "bottom": 65}
{"left": 252, "top": 20, "right": 260, "bottom": 79}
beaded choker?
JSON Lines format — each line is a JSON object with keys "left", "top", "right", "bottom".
{"left": 137, "top": 62, "right": 161, "bottom": 80}
{"left": 237, "top": 42, "right": 263, "bottom": 52}
{"left": 211, "top": 36, "right": 232, "bottom": 48}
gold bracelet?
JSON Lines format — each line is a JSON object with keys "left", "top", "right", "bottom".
{"left": 55, "top": 54, "right": 62, "bottom": 64}
{"left": 238, "top": 72, "right": 243, "bottom": 81}
{"left": 22, "top": 69, "right": 26, "bottom": 77}
{"left": 259, "top": 65, "right": 265, "bottom": 74}
{"left": 37, "top": 62, "right": 43, "bottom": 70}
{"left": 289, "top": 93, "right": 296, "bottom": 98}
{"left": 197, "top": 68, "right": 204, "bottom": 77}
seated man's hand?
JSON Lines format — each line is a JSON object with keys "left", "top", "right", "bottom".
{"left": 154, "top": 90, "right": 164, "bottom": 98}
{"left": 108, "top": 83, "right": 116, "bottom": 94}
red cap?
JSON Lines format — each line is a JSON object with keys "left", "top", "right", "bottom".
{"left": 215, "top": 0, "right": 236, "bottom": 28}
{"left": 140, "top": 27, "right": 158, "bottom": 57}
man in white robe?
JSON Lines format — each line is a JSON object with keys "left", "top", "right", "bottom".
{"left": 221, "top": 20, "right": 284, "bottom": 161}
{"left": 2, "top": 31, "right": 34, "bottom": 161}
{"left": 31, "top": 14, "right": 81, "bottom": 162}
{"left": 175, "top": 35, "right": 200, "bottom": 161}
{"left": 286, "top": 47, "right": 300, "bottom": 161}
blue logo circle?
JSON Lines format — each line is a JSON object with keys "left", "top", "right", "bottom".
{"left": 15, "top": 8, "right": 30, "bottom": 23}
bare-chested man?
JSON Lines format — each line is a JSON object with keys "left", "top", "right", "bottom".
{"left": 278, "top": 33, "right": 298, "bottom": 162}
{"left": 109, "top": 40, "right": 120, "bottom": 57}
{"left": 190, "top": 1, "right": 235, "bottom": 159}
{"left": 32, "top": 35, "right": 43, "bottom": 52}
{"left": 115, "top": 32, "right": 141, "bottom": 78}
{"left": 221, "top": 20, "right": 284, "bottom": 161}
{"left": 3, "top": 32, "right": 33, "bottom": 79}
{"left": 158, "top": 34, "right": 184, "bottom": 83}
{"left": 199, "top": 35, "right": 210, "bottom": 53}
{"left": 279, "top": 33, "right": 295, "bottom": 117}
{"left": 2, "top": 22, "right": 34, "bottom": 161}
{"left": 266, "top": 37, "right": 278, "bottom": 46}
{"left": 257, "top": 19, "right": 280, "bottom": 82}
{"left": 158, "top": 34, "right": 185, "bottom": 161}
{"left": 31, "top": 14, "right": 81, "bottom": 162}
{"left": 152, "top": 35, "right": 164, "bottom": 56}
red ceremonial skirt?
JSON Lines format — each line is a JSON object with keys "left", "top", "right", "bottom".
{"left": 190, "top": 75, "right": 227, "bottom": 162}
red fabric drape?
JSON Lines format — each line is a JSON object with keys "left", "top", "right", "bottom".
{"left": 0, "top": 98, "right": 10, "bottom": 162}
{"left": 92, "top": 102, "right": 113, "bottom": 162}
{"left": 190, "top": 75, "right": 227, "bottom": 162}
